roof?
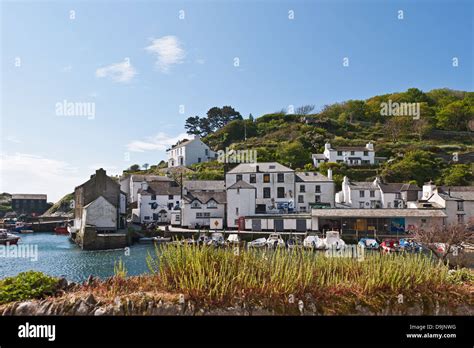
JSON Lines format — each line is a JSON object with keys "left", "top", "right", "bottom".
{"left": 183, "top": 180, "right": 225, "bottom": 191}
{"left": 438, "top": 186, "right": 474, "bottom": 201}
{"left": 378, "top": 183, "right": 405, "bottom": 193}
{"left": 12, "top": 194, "right": 47, "bottom": 200}
{"left": 227, "top": 180, "right": 256, "bottom": 190}
{"left": 130, "top": 175, "right": 172, "bottom": 183}
{"left": 311, "top": 208, "right": 447, "bottom": 218}
{"left": 167, "top": 138, "right": 193, "bottom": 150}
{"left": 312, "top": 154, "right": 327, "bottom": 160}
{"left": 295, "top": 172, "right": 332, "bottom": 182}
{"left": 83, "top": 196, "right": 115, "bottom": 209}
{"left": 330, "top": 146, "right": 373, "bottom": 152}
{"left": 139, "top": 181, "right": 180, "bottom": 196}
{"left": 227, "top": 162, "right": 293, "bottom": 174}
{"left": 400, "top": 183, "right": 421, "bottom": 191}
{"left": 348, "top": 181, "right": 378, "bottom": 190}
{"left": 183, "top": 191, "right": 227, "bottom": 204}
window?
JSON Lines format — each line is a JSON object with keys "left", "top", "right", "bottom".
{"left": 168, "top": 195, "right": 173, "bottom": 200}
{"left": 364, "top": 151, "right": 369, "bottom": 156}
{"left": 337, "top": 151, "right": 342, "bottom": 156}
{"left": 250, "top": 174, "right": 256, "bottom": 183}
{"left": 315, "top": 195, "right": 321, "bottom": 203}
{"left": 277, "top": 187, "right": 285, "bottom": 198}
{"left": 370, "top": 191, "right": 375, "bottom": 198}
{"left": 263, "top": 174, "right": 270, "bottom": 183}
{"left": 359, "top": 202, "right": 364, "bottom": 208}
{"left": 300, "top": 185, "right": 305, "bottom": 193}
{"left": 167, "top": 203, "right": 173, "bottom": 210}
{"left": 151, "top": 195, "right": 156, "bottom": 200}
{"left": 457, "top": 214, "right": 465, "bottom": 223}
{"left": 359, "top": 190, "right": 365, "bottom": 198}
{"left": 207, "top": 200, "right": 217, "bottom": 209}
{"left": 236, "top": 207, "right": 239, "bottom": 215}
{"left": 387, "top": 202, "right": 391, "bottom": 208}
{"left": 205, "top": 149, "right": 209, "bottom": 156}
{"left": 457, "top": 201, "right": 464, "bottom": 211}
{"left": 144, "top": 216, "right": 150, "bottom": 220}
{"left": 298, "top": 195, "right": 304, "bottom": 203}
{"left": 395, "top": 193, "right": 401, "bottom": 199}
{"left": 236, "top": 174, "right": 243, "bottom": 181}
{"left": 191, "top": 201, "right": 201, "bottom": 209}
{"left": 315, "top": 185, "right": 321, "bottom": 193}
{"left": 198, "top": 157, "right": 201, "bottom": 163}
{"left": 277, "top": 173, "right": 284, "bottom": 183}
{"left": 263, "top": 187, "right": 271, "bottom": 198}
{"left": 350, "top": 151, "right": 355, "bottom": 155}
{"left": 300, "top": 207, "right": 306, "bottom": 212}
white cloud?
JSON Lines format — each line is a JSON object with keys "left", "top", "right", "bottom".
{"left": 0, "top": 153, "right": 83, "bottom": 202}
{"left": 126, "top": 132, "right": 188, "bottom": 153}
{"left": 96, "top": 60, "right": 137, "bottom": 83}
{"left": 6, "top": 136, "right": 21, "bottom": 143}
{"left": 145, "top": 36, "right": 185, "bottom": 73}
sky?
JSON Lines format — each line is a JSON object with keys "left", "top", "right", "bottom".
{"left": 0, "top": 0, "right": 472, "bottom": 202}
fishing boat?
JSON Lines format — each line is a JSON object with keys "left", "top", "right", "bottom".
{"left": 358, "top": 238, "right": 380, "bottom": 250}
{"left": 303, "top": 234, "right": 326, "bottom": 249}
{"left": 12, "top": 222, "right": 32, "bottom": 233}
{"left": 247, "top": 237, "right": 267, "bottom": 248}
{"left": 0, "top": 229, "right": 20, "bottom": 245}
{"left": 54, "top": 226, "right": 69, "bottom": 235}
{"left": 324, "top": 230, "right": 346, "bottom": 250}
{"left": 266, "top": 233, "right": 285, "bottom": 248}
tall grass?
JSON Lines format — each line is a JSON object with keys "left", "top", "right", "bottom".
{"left": 147, "top": 244, "right": 458, "bottom": 307}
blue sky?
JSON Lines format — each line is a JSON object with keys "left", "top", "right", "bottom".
{"left": 1, "top": 0, "right": 472, "bottom": 201}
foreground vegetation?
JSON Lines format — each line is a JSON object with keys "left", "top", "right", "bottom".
{"left": 0, "top": 271, "right": 59, "bottom": 304}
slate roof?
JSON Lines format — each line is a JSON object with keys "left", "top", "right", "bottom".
{"left": 330, "top": 146, "right": 372, "bottom": 152}
{"left": 183, "top": 191, "right": 227, "bottom": 204}
{"left": 311, "top": 208, "right": 447, "bottom": 218}
{"left": 438, "top": 186, "right": 474, "bottom": 201}
{"left": 139, "top": 181, "right": 180, "bottom": 196}
{"left": 183, "top": 180, "right": 225, "bottom": 191}
{"left": 130, "top": 174, "right": 172, "bottom": 182}
{"left": 295, "top": 172, "right": 332, "bottom": 182}
{"left": 227, "top": 162, "right": 293, "bottom": 174}
{"left": 227, "top": 180, "right": 256, "bottom": 190}
{"left": 12, "top": 194, "right": 47, "bottom": 200}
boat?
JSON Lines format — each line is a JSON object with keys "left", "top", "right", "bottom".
{"left": 152, "top": 236, "right": 171, "bottom": 244}
{"left": 207, "top": 232, "right": 225, "bottom": 247}
{"left": 226, "top": 233, "right": 240, "bottom": 245}
{"left": 138, "top": 237, "right": 155, "bottom": 243}
{"left": 247, "top": 237, "right": 267, "bottom": 248}
{"left": 54, "top": 226, "right": 69, "bottom": 235}
{"left": 12, "top": 222, "right": 32, "bottom": 233}
{"left": 303, "top": 234, "right": 326, "bottom": 249}
{"left": 196, "top": 233, "right": 210, "bottom": 245}
{"left": 358, "top": 238, "right": 379, "bottom": 250}
{"left": 19, "top": 229, "right": 34, "bottom": 234}
{"left": 266, "top": 233, "right": 285, "bottom": 248}
{"left": 398, "top": 239, "right": 422, "bottom": 253}
{"left": 380, "top": 239, "right": 400, "bottom": 253}
{"left": 286, "top": 236, "right": 302, "bottom": 249}
{"left": 324, "top": 230, "right": 346, "bottom": 250}
{"left": 0, "top": 229, "right": 20, "bottom": 245}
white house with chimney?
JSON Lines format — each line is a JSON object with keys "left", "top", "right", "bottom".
{"left": 136, "top": 180, "right": 181, "bottom": 224}
{"left": 312, "top": 142, "right": 375, "bottom": 167}
{"left": 166, "top": 135, "right": 217, "bottom": 167}
{"left": 120, "top": 174, "right": 176, "bottom": 203}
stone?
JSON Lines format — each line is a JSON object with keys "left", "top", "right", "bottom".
{"left": 15, "top": 302, "right": 38, "bottom": 315}
{"left": 75, "top": 300, "right": 91, "bottom": 316}
{"left": 57, "top": 277, "right": 68, "bottom": 290}
{"left": 94, "top": 307, "right": 107, "bottom": 316}
{"left": 84, "top": 293, "right": 97, "bottom": 306}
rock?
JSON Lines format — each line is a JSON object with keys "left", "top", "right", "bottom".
{"left": 84, "top": 293, "right": 97, "bottom": 306}
{"left": 85, "top": 275, "right": 95, "bottom": 286}
{"left": 94, "top": 307, "right": 107, "bottom": 316}
{"left": 57, "top": 277, "right": 68, "bottom": 290}
{"left": 74, "top": 300, "right": 91, "bottom": 316}
{"left": 15, "top": 302, "right": 38, "bottom": 315}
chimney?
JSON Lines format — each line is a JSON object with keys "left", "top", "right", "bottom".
{"left": 324, "top": 142, "right": 331, "bottom": 150}
{"left": 193, "top": 134, "right": 200, "bottom": 140}
{"left": 366, "top": 142, "right": 374, "bottom": 151}
{"left": 327, "top": 168, "right": 333, "bottom": 180}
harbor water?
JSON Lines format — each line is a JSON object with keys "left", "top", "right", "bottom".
{"left": 0, "top": 232, "right": 157, "bottom": 282}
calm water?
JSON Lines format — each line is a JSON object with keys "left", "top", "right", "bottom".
{"left": 0, "top": 232, "right": 158, "bottom": 282}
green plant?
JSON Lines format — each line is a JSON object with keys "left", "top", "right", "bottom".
{"left": 0, "top": 271, "right": 59, "bottom": 304}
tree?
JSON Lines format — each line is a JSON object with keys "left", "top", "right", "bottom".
{"left": 248, "top": 113, "right": 254, "bottom": 122}
{"left": 184, "top": 116, "right": 202, "bottom": 135}
{"left": 412, "top": 117, "right": 431, "bottom": 141}
{"left": 142, "top": 163, "right": 149, "bottom": 170}
{"left": 385, "top": 117, "right": 410, "bottom": 142}
{"left": 437, "top": 100, "right": 473, "bottom": 131}
{"left": 381, "top": 150, "right": 442, "bottom": 186}
{"left": 128, "top": 164, "right": 140, "bottom": 171}
{"left": 278, "top": 140, "right": 311, "bottom": 168}
{"left": 411, "top": 223, "right": 473, "bottom": 264}
{"left": 441, "top": 164, "right": 474, "bottom": 186}
{"left": 296, "top": 104, "right": 315, "bottom": 115}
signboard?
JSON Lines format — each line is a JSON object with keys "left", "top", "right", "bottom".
{"left": 210, "top": 218, "right": 223, "bottom": 230}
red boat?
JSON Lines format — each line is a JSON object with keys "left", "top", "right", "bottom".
{"left": 381, "top": 239, "right": 400, "bottom": 253}
{"left": 54, "top": 226, "right": 69, "bottom": 235}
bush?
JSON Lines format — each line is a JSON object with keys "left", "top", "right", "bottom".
{"left": 0, "top": 271, "right": 59, "bottom": 304}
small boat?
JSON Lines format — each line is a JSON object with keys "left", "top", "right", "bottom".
{"left": 248, "top": 237, "right": 267, "bottom": 249}
{"left": 152, "top": 236, "right": 171, "bottom": 244}
{"left": 12, "top": 222, "right": 32, "bottom": 233}
{"left": 196, "top": 233, "right": 210, "bottom": 245}
{"left": 398, "top": 239, "right": 422, "bottom": 253}
{"left": 324, "top": 231, "right": 346, "bottom": 250}
{"left": 54, "top": 226, "right": 69, "bottom": 235}
{"left": 303, "top": 234, "right": 325, "bottom": 249}
{"left": 0, "top": 229, "right": 20, "bottom": 245}
{"left": 380, "top": 239, "right": 400, "bottom": 253}
{"left": 207, "top": 232, "right": 225, "bottom": 247}
{"left": 358, "top": 238, "right": 379, "bottom": 250}
{"left": 19, "top": 229, "right": 34, "bottom": 234}
{"left": 286, "top": 237, "right": 302, "bottom": 250}
{"left": 226, "top": 234, "right": 240, "bottom": 245}
{"left": 266, "top": 233, "right": 285, "bottom": 248}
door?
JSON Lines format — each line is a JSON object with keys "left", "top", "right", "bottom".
{"left": 252, "top": 219, "right": 261, "bottom": 232}
{"left": 296, "top": 219, "right": 306, "bottom": 232}
{"left": 274, "top": 219, "right": 284, "bottom": 231}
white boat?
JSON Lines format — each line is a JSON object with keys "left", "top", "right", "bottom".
{"left": 303, "top": 235, "right": 326, "bottom": 249}
{"left": 207, "top": 232, "right": 225, "bottom": 247}
{"left": 248, "top": 237, "right": 267, "bottom": 248}
{"left": 324, "top": 230, "right": 346, "bottom": 250}
{"left": 152, "top": 236, "right": 171, "bottom": 244}
{"left": 266, "top": 233, "right": 285, "bottom": 248}
{"left": 226, "top": 233, "right": 240, "bottom": 245}
{"left": 0, "top": 229, "right": 20, "bottom": 245}
{"left": 197, "top": 233, "right": 210, "bottom": 245}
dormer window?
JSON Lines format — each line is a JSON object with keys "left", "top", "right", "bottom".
{"left": 207, "top": 200, "right": 217, "bottom": 209}
{"left": 191, "top": 201, "right": 201, "bottom": 209}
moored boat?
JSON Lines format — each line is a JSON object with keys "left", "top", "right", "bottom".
{"left": 324, "top": 230, "right": 346, "bottom": 250}
{"left": 303, "top": 234, "right": 325, "bottom": 249}
{"left": 248, "top": 237, "right": 267, "bottom": 249}
{"left": 266, "top": 233, "right": 285, "bottom": 248}
{"left": 358, "top": 238, "right": 379, "bottom": 250}
{"left": 54, "top": 226, "right": 69, "bottom": 235}
{"left": 152, "top": 236, "right": 171, "bottom": 244}
{"left": 0, "top": 229, "right": 20, "bottom": 245}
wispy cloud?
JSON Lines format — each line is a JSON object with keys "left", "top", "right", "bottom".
{"left": 0, "top": 153, "right": 82, "bottom": 202}
{"left": 126, "top": 132, "right": 188, "bottom": 152}
{"left": 6, "top": 135, "right": 21, "bottom": 144}
{"left": 96, "top": 59, "right": 137, "bottom": 83}
{"left": 145, "top": 36, "right": 185, "bottom": 73}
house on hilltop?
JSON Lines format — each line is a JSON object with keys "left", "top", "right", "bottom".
{"left": 166, "top": 135, "right": 217, "bottom": 167}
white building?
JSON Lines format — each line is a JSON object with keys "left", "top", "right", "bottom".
{"left": 422, "top": 183, "right": 474, "bottom": 225}
{"left": 336, "top": 176, "right": 421, "bottom": 209}
{"left": 180, "top": 180, "right": 226, "bottom": 228}
{"left": 120, "top": 174, "right": 176, "bottom": 203}
{"left": 226, "top": 180, "right": 256, "bottom": 228}
{"left": 166, "top": 135, "right": 217, "bottom": 167}
{"left": 312, "top": 142, "right": 375, "bottom": 167}
{"left": 295, "top": 171, "right": 335, "bottom": 212}
{"left": 137, "top": 180, "right": 181, "bottom": 224}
